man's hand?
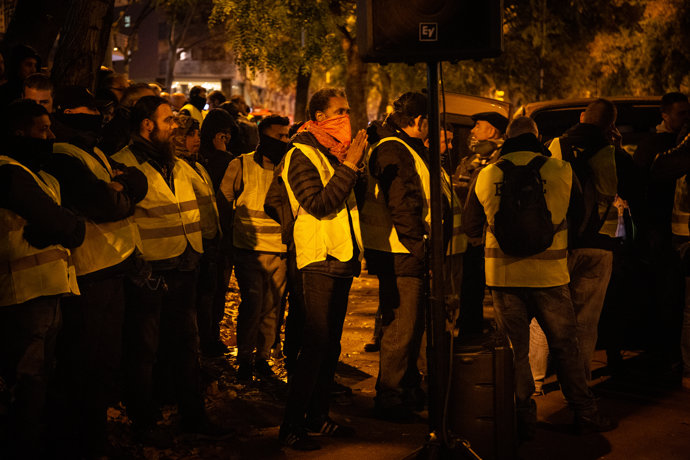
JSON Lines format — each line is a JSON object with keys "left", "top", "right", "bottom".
{"left": 344, "top": 129, "right": 368, "bottom": 168}
{"left": 108, "top": 181, "right": 124, "bottom": 192}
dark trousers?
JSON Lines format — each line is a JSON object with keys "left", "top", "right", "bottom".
{"left": 375, "top": 274, "right": 425, "bottom": 408}
{"left": 282, "top": 273, "right": 352, "bottom": 428}
{"left": 0, "top": 296, "right": 61, "bottom": 460}
{"left": 197, "top": 243, "right": 226, "bottom": 350}
{"left": 122, "top": 269, "right": 205, "bottom": 428}
{"left": 50, "top": 276, "right": 125, "bottom": 458}
{"left": 459, "top": 243, "right": 485, "bottom": 335}
{"left": 282, "top": 250, "right": 305, "bottom": 375}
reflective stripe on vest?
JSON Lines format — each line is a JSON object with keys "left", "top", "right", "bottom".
{"left": 0, "top": 156, "right": 79, "bottom": 306}
{"left": 360, "top": 137, "right": 466, "bottom": 255}
{"left": 190, "top": 161, "right": 221, "bottom": 240}
{"left": 54, "top": 143, "right": 139, "bottom": 275}
{"left": 672, "top": 176, "right": 690, "bottom": 237}
{"left": 475, "top": 151, "right": 572, "bottom": 288}
{"left": 599, "top": 202, "right": 620, "bottom": 238}
{"left": 233, "top": 153, "right": 286, "bottom": 252}
{"left": 281, "top": 143, "right": 362, "bottom": 269}
{"left": 112, "top": 147, "right": 203, "bottom": 261}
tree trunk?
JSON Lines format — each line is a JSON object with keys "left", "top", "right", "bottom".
{"left": 51, "top": 0, "right": 114, "bottom": 91}
{"left": 166, "top": 45, "right": 178, "bottom": 92}
{"left": 342, "top": 38, "right": 368, "bottom": 131}
{"left": 294, "top": 67, "right": 311, "bottom": 122}
{"left": 376, "top": 65, "right": 392, "bottom": 121}
{"left": 1, "top": 0, "right": 68, "bottom": 63}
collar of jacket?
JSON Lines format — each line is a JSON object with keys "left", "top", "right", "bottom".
{"left": 0, "top": 136, "right": 52, "bottom": 172}
{"left": 500, "top": 133, "right": 549, "bottom": 157}
{"left": 129, "top": 134, "right": 171, "bottom": 165}
{"left": 367, "top": 119, "right": 428, "bottom": 162}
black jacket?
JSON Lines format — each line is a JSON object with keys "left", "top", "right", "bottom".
{"left": 0, "top": 140, "right": 85, "bottom": 250}
{"left": 363, "top": 120, "right": 428, "bottom": 277}
{"left": 286, "top": 130, "right": 363, "bottom": 277}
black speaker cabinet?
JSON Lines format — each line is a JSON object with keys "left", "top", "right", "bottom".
{"left": 357, "top": 0, "right": 503, "bottom": 63}
{"left": 449, "top": 332, "right": 517, "bottom": 460}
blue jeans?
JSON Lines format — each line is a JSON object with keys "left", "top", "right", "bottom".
{"left": 490, "top": 285, "right": 597, "bottom": 417}
{"left": 375, "top": 275, "right": 425, "bottom": 408}
{"left": 568, "top": 248, "right": 613, "bottom": 380}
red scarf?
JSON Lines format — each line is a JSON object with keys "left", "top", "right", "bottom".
{"left": 298, "top": 115, "right": 351, "bottom": 162}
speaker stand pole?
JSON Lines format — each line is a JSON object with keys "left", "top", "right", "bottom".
{"left": 406, "top": 60, "right": 452, "bottom": 460}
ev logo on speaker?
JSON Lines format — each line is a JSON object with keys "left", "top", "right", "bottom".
{"left": 419, "top": 23, "right": 438, "bottom": 42}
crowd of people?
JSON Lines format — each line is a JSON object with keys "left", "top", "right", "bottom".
{"left": 1, "top": 41, "right": 690, "bottom": 459}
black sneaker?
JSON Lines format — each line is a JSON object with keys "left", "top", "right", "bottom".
{"left": 279, "top": 426, "right": 321, "bottom": 451}
{"left": 306, "top": 417, "right": 355, "bottom": 437}
{"left": 574, "top": 412, "right": 618, "bottom": 435}
{"left": 254, "top": 359, "right": 275, "bottom": 378}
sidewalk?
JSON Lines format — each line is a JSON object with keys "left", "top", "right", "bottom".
{"left": 109, "top": 274, "right": 690, "bottom": 459}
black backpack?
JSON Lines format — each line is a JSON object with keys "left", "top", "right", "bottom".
{"left": 492, "top": 156, "right": 554, "bottom": 257}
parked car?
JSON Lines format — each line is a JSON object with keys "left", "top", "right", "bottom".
{"left": 514, "top": 96, "right": 662, "bottom": 155}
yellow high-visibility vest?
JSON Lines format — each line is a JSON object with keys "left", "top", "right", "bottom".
{"left": 600, "top": 200, "right": 622, "bottom": 238}
{"left": 113, "top": 147, "right": 203, "bottom": 261}
{"left": 281, "top": 143, "right": 362, "bottom": 269}
{"left": 0, "top": 156, "right": 80, "bottom": 306}
{"left": 360, "top": 136, "right": 466, "bottom": 255}
{"left": 475, "top": 151, "right": 572, "bottom": 288}
{"left": 549, "top": 137, "right": 617, "bottom": 236}
{"left": 233, "top": 152, "right": 286, "bottom": 253}
{"left": 53, "top": 142, "right": 140, "bottom": 275}
{"left": 189, "top": 160, "right": 221, "bottom": 240}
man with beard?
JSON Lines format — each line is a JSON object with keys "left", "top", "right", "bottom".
{"left": 361, "top": 92, "right": 466, "bottom": 422}
{"left": 219, "top": 115, "right": 290, "bottom": 380}
{"left": 113, "top": 96, "right": 222, "bottom": 443}
{"left": 0, "top": 100, "right": 84, "bottom": 460}
{"left": 180, "top": 85, "right": 207, "bottom": 126}
{"left": 38, "top": 86, "right": 147, "bottom": 458}
{"left": 278, "top": 88, "right": 367, "bottom": 451}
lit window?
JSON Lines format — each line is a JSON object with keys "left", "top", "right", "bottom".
{"left": 124, "top": 15, "right": 131, "bottom": 28}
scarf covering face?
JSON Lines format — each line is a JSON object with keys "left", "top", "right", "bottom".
{"left": 298, "top": 114, "right": 352, "bottom": 162}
